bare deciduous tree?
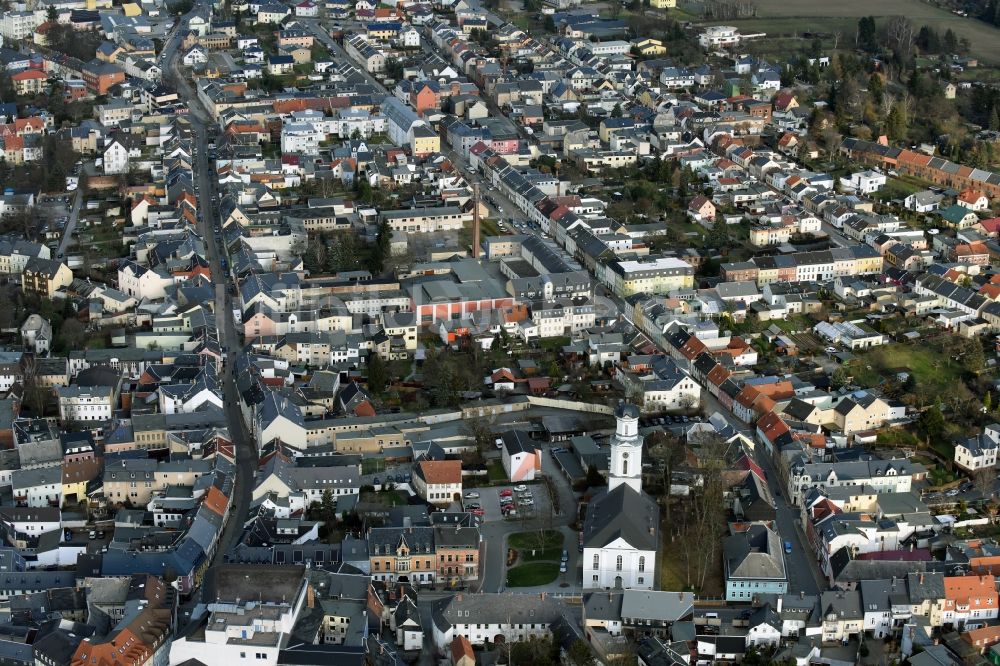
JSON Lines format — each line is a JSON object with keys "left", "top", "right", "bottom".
{"left": 886, "top": 16, "right": 916, "bottom": 61}
{"left": 678, "top": 433, "right": 729, "bottom": 590}
{"left": 974, "top": 469, "right": 995, "bottom": 501}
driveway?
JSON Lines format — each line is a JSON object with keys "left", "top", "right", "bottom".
{"left": 56, "top": 188, "right": 82, "bottom": 257}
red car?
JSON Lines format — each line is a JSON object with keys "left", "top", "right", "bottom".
{"left": 470, "top": 508, "right": 485, "bottom": 517}
{"left": 500, "top": 488, "right": 513, "bottom": 497}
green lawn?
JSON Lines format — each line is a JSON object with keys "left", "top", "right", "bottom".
{"left": 478, "top": 218, "right": 501, "bottom": 237}
{"left": 518, "top": 547, "right": 562, "bottom": 562}
{"left": 487, "top": 461, "right": 507, "bottom": 482}
{"left": 847, "top": 343, "right": 964, "bottom": 395}
{"left": 360, "top": 490, "right": 408, "bottom": 507}
{"left": 509, "top": 530, "right": 562, "bottom": 551}
{"left": 875, "top": 428, "right": 921, "bottom": 448}
{"left": 506, "top": 562, "right": 560, "bottom": 587}
{"left": 537, "top": 336, "right": 570, "bottom": 351}
{"left": 361, "top": 458, "right": 387, "bottom": 475}
{"left": 768, "top": 314, "right": 816, "bottom": 334}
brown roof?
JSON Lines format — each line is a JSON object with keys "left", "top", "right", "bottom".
{"left": 417, "top": 460, "right": 462, "bottom": 486}
{"left": 450, "top": 635, "right": 475, "bottom": 664}
{"left": 202, "top": 485, "right": 230, "bottom": 517}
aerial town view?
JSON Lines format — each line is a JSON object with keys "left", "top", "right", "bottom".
{"left": 6, "top": 0, "right": 1000, "bottom": 662}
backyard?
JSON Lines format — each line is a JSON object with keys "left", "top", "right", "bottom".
{"left": 845, "top": 341, "right": 965, "bottom": 398}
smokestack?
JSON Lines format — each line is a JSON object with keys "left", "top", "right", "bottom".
{"left": 472, "top": 182, "right": 481, "bottom": 259}
{"left": 777, "top": 596, "right": 782, "bottom": 613}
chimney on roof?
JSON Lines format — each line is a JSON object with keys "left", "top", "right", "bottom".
{"left": 777, "top": 596, "right": 782, "bottom": 613}
{"left": 472, "top": 182, "right": 481, "bottom": 260}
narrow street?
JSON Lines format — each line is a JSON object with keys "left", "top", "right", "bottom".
{"left": 56, "top": 187, "right": 82, "bottom": 258}
{"left": 161, "top": 3, "right": 256, "bottom": 573}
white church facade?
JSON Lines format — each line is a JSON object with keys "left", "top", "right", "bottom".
{"left": 582, "top": 402, "right": 660, "bottom": 591}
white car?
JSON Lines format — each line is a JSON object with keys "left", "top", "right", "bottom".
{"left": 464, "top": 491, "right": 480, "bottom": 499}
{"left": 519, "top": 498, "right": 534, "bottom": 506}
{"left": 513, "top": 484, "right": 528, "bottom": 492}
{"left": 824, "top": 347, "right": 838, "bottom": 354}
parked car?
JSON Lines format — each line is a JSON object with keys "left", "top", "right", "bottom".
{"left": 88, "top": 530, "right": 96, "bottom": 540}
{"left": 513, "top": 484, "right": 527, "bottom": 492}
{"left": 499, "top": 488, "right": 513, "bottom": 497}
{"left": 561, "top": 550, "right": 568, "bottom": 562}
{"left": 464, "top": 491, "right": 480, "bottom": 499}
{"left": 559, "top": 562, "right": 567, "bottom": 573}
{"left": 784, "top": 541, "right": 792, "bottom": 554}
{"left": 519, "top": 498, "right": 534, "bottom": 506}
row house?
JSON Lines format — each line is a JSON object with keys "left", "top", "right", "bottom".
{"left": 367, "top": 525, "right": 480, "bottom": 586}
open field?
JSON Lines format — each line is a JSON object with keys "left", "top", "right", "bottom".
{"left": 694, "top": 0, "right": 1000, "bottom": 63}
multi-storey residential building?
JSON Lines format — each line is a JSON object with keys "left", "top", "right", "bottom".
{"left": 431, "top": 594, "right": 566, "bottom": 651}
{"left": 0, "top": 10, "right": 39, "bottom": 39}
{"left": 380, "top": 207, "right": 468, "bottom": 233}
{"left": 21, "top": 258, "right": 72, "bottom": 298}
{"left": 723, "top": 525, "right": 788, "bottom": 602}
{"left": 603, "top": 257, "right": 695, "bottom": 297}
{"left": 955, "top": 425, "right": 1000, "bottom": 472}
{"left": 787, "top": 458, "right": 920, "bottom": 506}
{"left": 56, "top": 384, "right": 118, "bottom": 424}
{"left": 103, "top": 458, "right": 212, "bottom": 505}
{"left": 412, "top": 460, "right": 462, "bottom": 506}
{"left": 169, "top": 565, "right": 309, "bottom": 665}
{"left": 368, "top": 526, "right": 437, "bottom": 585}
{"left": 434, "top": 526, "right": 480, "bottom": 585}
{"left": 944, "top": 575, "right": 999, "bottom": 628}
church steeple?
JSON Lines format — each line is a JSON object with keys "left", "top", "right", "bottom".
{"left": 608, "top": 402, "right": 642, "bottom": 493}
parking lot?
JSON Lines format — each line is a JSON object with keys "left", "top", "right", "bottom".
{"left": 464, "top": 481, "right": 551, "bottom": 523}
{"left": 64, "top": 526, "right": 113, "bottom": 554}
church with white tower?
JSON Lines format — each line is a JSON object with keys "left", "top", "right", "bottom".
{"left": 581, "top": 402, "right": 660, "bottom": 590}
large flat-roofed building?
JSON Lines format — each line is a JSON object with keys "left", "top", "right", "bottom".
{"left": 168, "top": 565, "right": 309, "bottom": 666}
{"left": 603, "top": 257, "right": 694, "bottom": 297}
{"left": 380, "top": 206, "right": 468, "bottom": 233}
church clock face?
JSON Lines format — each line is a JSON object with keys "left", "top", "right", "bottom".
{"left": 622, "top": 452, "right": 629, "bottom": 459}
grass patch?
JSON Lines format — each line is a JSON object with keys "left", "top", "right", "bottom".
{"left": 509, "top": 529, "right": 562, "bottom": 551}
{"left": 928, "top": 466, "right": 957, "bottom": 486}
{"left": 846, "top": 342, "right": 964, "bottom": 395}
{"left": 361, "top": 458, "right": 388, "bottom": 475}
{"left": 360, "top": 490, "right": 408, "bottom": 507}
{"left": 506, "top": 561, "right": 559, "bottom": 587}
{"left": 768, "top": 314, "right": 816, "bottom": 334}
{"left": 519, "top": 547, "right": 562, "bottom": 562}
{"left": 875, "top": 428, "right": 921, "bottom": 448}
{"left": 537, "top": 336, "right": 570, "bottom": 351}
{"left": 703, "top": 0, "right": 1000, "bottom": 64}
{"left": 478, "top": 218, "right": 501, "bottom": 237}
{"left": 487, "top": 460, "right": 507, "bottom": 482}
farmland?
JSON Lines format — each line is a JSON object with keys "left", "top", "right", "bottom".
{"left": 690, "top": 0, "right": 1000, "bottom": 63}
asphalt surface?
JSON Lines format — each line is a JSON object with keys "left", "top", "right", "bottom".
{"left": 56, "top": 188, "right": 82, "bottom": 258}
